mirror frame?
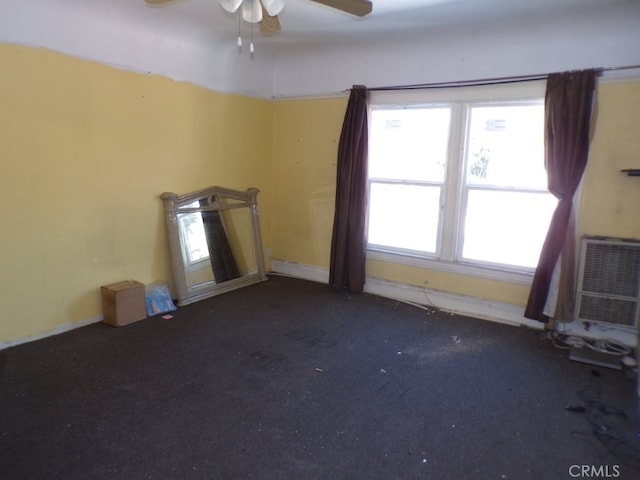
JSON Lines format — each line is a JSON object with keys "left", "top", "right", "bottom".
{"left": 160, "top": 186, "right": 268, "bottom": 306}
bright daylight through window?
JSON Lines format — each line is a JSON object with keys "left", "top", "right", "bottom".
{"left": 179, "top": 201, "right": 209, "bottom": 264}
{"left": 367, "top": 82, "right": 557, "bottom": 272}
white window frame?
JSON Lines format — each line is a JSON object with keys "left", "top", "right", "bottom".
{"left": 177, "top": 203, "right": 211, "bottom": 272}
{"left": 367, "top": 81, "right": 548, "bottom": 286}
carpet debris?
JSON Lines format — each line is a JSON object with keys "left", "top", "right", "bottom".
{"left": 566, "top": 405, "right": 586, "bottom": 413}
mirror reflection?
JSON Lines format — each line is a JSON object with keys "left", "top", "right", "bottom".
{"left": 161, "top": 186, "right": 267, "bottom": 306}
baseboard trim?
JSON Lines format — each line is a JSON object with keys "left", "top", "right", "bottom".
{"left": 270, "top": 259, "right": 330, "bottom": 284}
{"left": 270, "top": 259, "right": 543, "bottom": 331}
{"left": 0, "top": 259, "right": 538, "bottom": 351}
{"left": 0, "top": 315, "right": 104, "bottom": 351}
{"left": 14, "top": 261, "right": 632, "bottom": 351}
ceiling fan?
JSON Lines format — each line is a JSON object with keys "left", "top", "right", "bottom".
{"left": 144, "top": 0, "right": 373, "bottom": 35}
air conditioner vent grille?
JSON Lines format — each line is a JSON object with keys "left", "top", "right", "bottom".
{"left": 576, "top": 237, "right": 640, "bottom": 330}
{"left": 582, "top": 243, "right": 640, "bottom": 297}
{"left": 578, "top": 295, "right": 637, "bottom": 326}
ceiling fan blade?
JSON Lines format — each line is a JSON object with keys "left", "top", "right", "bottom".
{"left": 144, "top": 0, "right": 179, "bottom": 6}
{"left": 219, "top": 0, "right": 243, "bottom": 13}
{"left": 310, "top": 0, "right": 372, "bottom": 17}
{"left": 262, "top": 0, "right": 285, "bottom": 17}
{"left": 259, "top": 7, "right": 282, "bottom": 34}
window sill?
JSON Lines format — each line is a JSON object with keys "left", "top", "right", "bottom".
{"left": 367, "top": 248, "right": 534, "bottom": 286}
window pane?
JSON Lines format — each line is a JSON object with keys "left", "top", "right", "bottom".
{"left": 178, "top": 212, "right": 209, "bottom": 263}
{"left": 462, "top": 189, "right": 557, "bottom": 268}
{"left": 368, "top": 183, "right": 440, "bottom": 253}
{"left": 466, "top": 104, "right": 546, "bottom": 189}
{"left": 178, "top": 201, "right": 209, "bottom": 263}
{"left": 369, "top": 108, "right": 450, "bottom": 182}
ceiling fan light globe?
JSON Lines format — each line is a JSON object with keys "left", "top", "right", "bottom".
{"left": 219, "top": 0, "right": 242, "bottom": 13}
{"left": 262, "top": 0, "right": 285, "bottom": 16}
{"left": 242, "top": 0, "right": 263, "bottom": 23}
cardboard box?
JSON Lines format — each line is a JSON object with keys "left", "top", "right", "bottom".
{"left": 101, "top": 280, "right": 147, "bottom": 327}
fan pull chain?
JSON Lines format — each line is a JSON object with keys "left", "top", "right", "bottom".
{"left": 237, "top": 9, "right": 242, "bottom": 47}
{"left": 250, "top": 1, "right": 255, "bottom": 54}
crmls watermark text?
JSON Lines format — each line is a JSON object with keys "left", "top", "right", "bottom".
{"left": 569, "top": 465, "right": 621, "bottom": 478}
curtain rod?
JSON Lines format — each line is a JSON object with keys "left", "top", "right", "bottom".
{"left": 365, "top": 64, "right": 640, "bottom": 92}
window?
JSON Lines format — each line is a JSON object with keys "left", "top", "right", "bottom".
{"left": 178, "top": 202, "right": 209, "bottom": 264}
{"left": 368, "top": 107, "right": 449, "bottom": 253}
{"left": 367, "top": 82, "right": 556, "bottom": 275}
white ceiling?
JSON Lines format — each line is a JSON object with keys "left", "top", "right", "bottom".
{"left": 1, "top": 0, "right": 632, "bottom": 47}
{"left": 1, "top": 0, "right": 639, "bottom": 98}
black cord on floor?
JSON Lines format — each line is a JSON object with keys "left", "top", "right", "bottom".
{"left": 569, "top": 371, "right": 640, "bottom": 470}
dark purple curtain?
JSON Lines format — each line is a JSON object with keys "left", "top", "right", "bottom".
{"left": 329, "top": 85, "right": 369, "bottom": 292}
{"left": 524, "top": 70, "right": 597, "bottom": 322}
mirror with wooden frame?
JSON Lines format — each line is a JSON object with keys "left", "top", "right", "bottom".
{"left": 160, "top": 186, "right": 267, "bottom": 306}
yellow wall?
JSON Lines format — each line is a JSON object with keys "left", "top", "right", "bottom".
{"left": 272, "top": 81, "right": 640, "bottom": 307}
{"left": 2, "top": 42, "right": 639, "bottom": 346}
{"left": 577, "top": 81, "right": 640, "bottom": 238}
{"left": 0, "top": 45, "right": 273, "bottom": 344}
{"left": 272, "top": 97, "right": 346, "bottom": 267}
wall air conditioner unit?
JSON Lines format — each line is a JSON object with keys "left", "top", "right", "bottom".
{"left": 575, "top": 236, "right": 640, "bottom": 332}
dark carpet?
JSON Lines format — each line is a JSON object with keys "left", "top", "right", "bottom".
{"left": 1, "top": 275, "right": 639, "bottom": 479}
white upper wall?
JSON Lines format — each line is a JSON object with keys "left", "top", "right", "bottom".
{"left": 1, "top": 0, "right": 639, "bottom": 99}
{"left": 0, "top": 0, "right": 277, "bottom": 98}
